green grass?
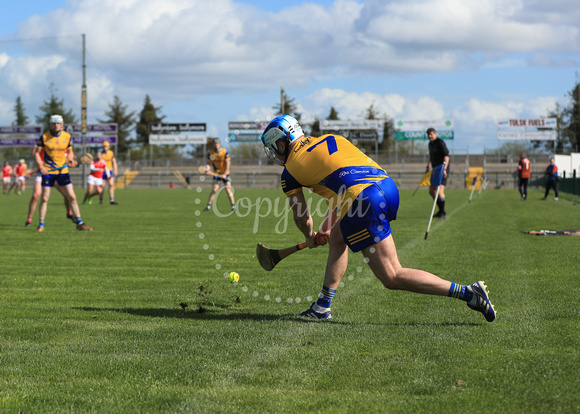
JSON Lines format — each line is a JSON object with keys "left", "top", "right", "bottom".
{"left": 0, "top": 186, "right": 578, "bottom": 413}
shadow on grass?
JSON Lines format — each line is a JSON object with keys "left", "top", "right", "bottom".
{"left": 74, "top": 306, "right": 481, "bottom": 326}
{"left": 75, "top": 306, "right": 290, "bottom": 321}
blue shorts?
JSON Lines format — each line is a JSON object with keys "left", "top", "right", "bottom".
{"left": 340, "top": 177, "right": 399, "bottom": 252}
{"left": 42, "top": 173, "right": 72, "bottom": 187}
{"left": 213, "top": 175, "right": 230, "bottom": 184}
{"left": 103, "top": 170, "right": 112, "bottom": 180}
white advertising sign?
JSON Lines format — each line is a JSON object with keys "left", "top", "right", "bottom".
{"left": 320, "top": 120, "right": 380, "bottom": 130}
{"left": 150, "top": 134, "right": 207, "bottom": 145}
{"left": 497, "top": 131, "right": 557, "bottom": 141}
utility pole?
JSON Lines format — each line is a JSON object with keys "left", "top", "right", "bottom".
{"left": 280, "top": 87, "right": 284, "bottom": 115}
{"left": 81, "top": 34, "right": 88, "bottom": 188}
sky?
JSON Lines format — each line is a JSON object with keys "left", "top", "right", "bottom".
{"left": 0, "top": 0, "right": 579, "bottom": 154}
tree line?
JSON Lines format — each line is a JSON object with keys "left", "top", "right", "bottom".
{"left": 4, "top": 82, "right": 579, "bottom": 162}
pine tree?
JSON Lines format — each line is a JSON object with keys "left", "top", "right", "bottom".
{"left": 135, "top": 95, "right": 165, "bottom": 146}
{"left": 381, "top": 115, "right": 395, "bottom": 157}
{"left": 2, "top": 96, "right": 30, "bottom": 160}
{"left": 328, "top": 107, "right": 339, "bottom": 120}
{"left": 13, "top": 96, "right": 28, "bottom": 126}
{"left": 35, "top": 83, "right": 77, "bottom": 131}
{"left": 563, "top": 82, "right": 580, "bottom": 152}
{"left": 364, "top": 103, "right": 379, "bottom": 120}
{"left": 98, "top": 95, "right": 136, "bottom": 154}
{"left": 536, "top": 103, "right": 566, "bottom": 153}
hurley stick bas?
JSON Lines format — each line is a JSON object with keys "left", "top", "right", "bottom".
{"left": 256, "top": 242, "right": 308, "bottom": 271}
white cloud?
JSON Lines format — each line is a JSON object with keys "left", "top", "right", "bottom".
{"left": 452, "top": 98, "right": 523, "bottom": 125}
{"left": 527, "top": 96, "right": 560, "bottom": 116}
{"left": 305, "top": 88, "right": 445, "bottom": 121}
{"left": 9, "top": 0, "right": 578, "bottom": 101}
{"left": 358, "top": 0, "right": 580, "bottom": 54}
{"left": 0, "top": 53, "right": 9, "bottom": 67}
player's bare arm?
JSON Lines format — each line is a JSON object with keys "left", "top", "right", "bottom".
{"left": 34, "top": 151, "right": 47, "bottom": 175}
{"left": 288, "top": 192, "right": 316, "bottom": 248}
{"left": 67, "top": 147, "right": 78, "bottom": 168}
{"left": 315, "top": 209, "right": 338, "bottom": 246}
{"left": 112, "top": 156, "right": 118, "bottom": 176}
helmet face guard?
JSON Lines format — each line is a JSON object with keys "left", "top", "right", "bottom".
{"left": 262, "top": 127, "right": 287, "bottom": 165}
{"left": 261, "top": 115, "right": 304, "bottom": 166}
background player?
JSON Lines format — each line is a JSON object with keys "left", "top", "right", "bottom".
{"left": 203, "top": 138, "right": 235, "bottom": 212}
{"left": 9, "top": 159, "right": 28, "bottom": 195}
{"left": 82, "top": 151, "right": 108, "bottom": 205}
{"left": 514, "top": 153, "right": 531, "bottom": 201}
{"left": 2, "top": 161, "right": 12, "bottom": 193}
{"left": 543, "top": 157, "right": 559, "bottom": 201}
{"left": 426, "top": 128, "right": 450, "bottom": 218}
{"left": 260, "top": 114, "right": 495, "bottom": 322}
{"left": 101, "top": 140, "right": 118, "bottom": 205}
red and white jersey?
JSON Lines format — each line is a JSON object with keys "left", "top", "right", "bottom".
{"left": 15, "top": 163, "right": 27, "bottom": 177}
{"left": 90, "top": 159, "right": 108, "bottom": 179}
{"left": 2, "top": 165, "right": 12, "bottom": 178}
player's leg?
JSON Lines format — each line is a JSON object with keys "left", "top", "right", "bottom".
{"left": 108, "top": 176, "right": 117, "bottom": 204}
{"left": 543, "top": 181, "right": 550, "bottom": 199}
{"left": 204, "top": 180, "right": 219, "bottom": 211}
{"left": 428, "top": 185, "right": 437, "bottom": 199}
{"left": 224, "top": 179, "right": 236, "bottom": 210}
{"left": 322, "top": 224, "right": 349, "bottom": 291}
{"left": 37, "top": 184, "right": 52, "bottom": 231}
{"left": 82, "top": 183, "right": 94, "bottom": 204}
{"left": 62, "top": 183, "right": 80, "bottom": 219}
{"left": 436, "top": 184, "right": 447, "bottom": 217}
{"left": 55, "top": 183, "right": 73, "bottom": 219}
{"left": 62, "top": 183, "right": 91, "bottom": 230}
{"left": 92, "top": 183, "right": 104, "bottom": 199}
{"left": 25, "top": 177, "right": 42, "bottom": 226}
{"left": 298, "top": 223, "right": 349, "bottom": 320}
{"left": 363, "top": 235, "right": 495, "bottom": 321}
{"left": 364, "top": 235, "right": 451, "bottom": 294}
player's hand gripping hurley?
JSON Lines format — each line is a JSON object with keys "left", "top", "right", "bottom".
{"left": 197, "top": 165, "right": 231, "bottom": 181}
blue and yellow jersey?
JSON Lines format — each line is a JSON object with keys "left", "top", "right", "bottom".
{"left": 102, "top": 149, "right": 115, "bottom": 170}
{"left": 207, "top": 147, "right": 230, "bottom": 175}
{"left": 282, "top": 134, "right": 389, "bottom": 218}
{"left": 37, "top": 131, "right": 72, "bottom": 174}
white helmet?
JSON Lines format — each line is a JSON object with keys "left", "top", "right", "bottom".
{"left": 50, "top": 114, "right": 64, "bottom": 124}
{"left": 261, "top": 115, "right": 304, "bottom": 165}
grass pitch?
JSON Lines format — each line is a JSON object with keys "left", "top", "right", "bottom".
{"left": 0, "top": 186, "right": 578, "bottom": 413}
